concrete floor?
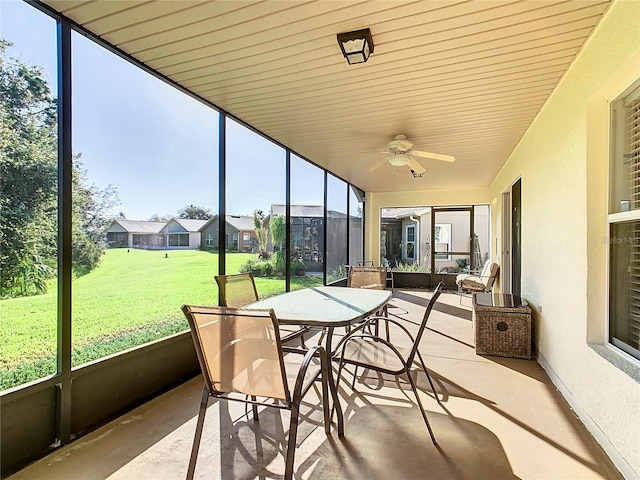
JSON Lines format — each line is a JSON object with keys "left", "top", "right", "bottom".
{"left": 8, "top": 291, "right": 622, "bottom": 480}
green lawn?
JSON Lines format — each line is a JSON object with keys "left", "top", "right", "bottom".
{"left": 0, "top": 249, "right": 322, "bottom": 390}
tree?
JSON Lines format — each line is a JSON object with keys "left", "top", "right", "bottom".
{"left": 0, "top": 40, "right": 57, "bottom": 296}
{"left": 177, "top": 204, "right": 214, "bottom": 220}
{"left": 270, "top": 214, "right": 286, "bottom": 273}
{"left": 0, "top": 40, "right": 119, "bottom": 295}
{"left": 148, "top": 213, "right": 172, "bottom": 222}
{"left": 253, "top": 210, "right": 269, "bottom": 259}
{"left": 72, "top": 156, "right": 120, "bottom": 275}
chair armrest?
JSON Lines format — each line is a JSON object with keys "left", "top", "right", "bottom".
{"left": 292, "top": 344, "right": 325, "bottom": 400}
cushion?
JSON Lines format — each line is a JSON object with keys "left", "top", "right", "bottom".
{"left": 479, "top": 260, "right": 492, "bottom": 277}
{"left": 459, "top": 276, "right": 485, "bottom": 290}
{"left": 457, "top": 260, "right": 499, "bottom": 291}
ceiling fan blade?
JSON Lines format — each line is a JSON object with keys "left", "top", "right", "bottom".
{"left": 407, "top": 156, "right": 426, "bottom": 177}
{"left": 411, "top": 149, "right": 455, "bottom": 162}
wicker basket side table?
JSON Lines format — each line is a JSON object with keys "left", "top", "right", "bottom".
{"left": 472, "top": 293, "right": 532, "bottom": 359}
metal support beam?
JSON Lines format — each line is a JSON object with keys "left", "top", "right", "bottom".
{"left": 56, "top": 16, "right": 72, "bottom": 445}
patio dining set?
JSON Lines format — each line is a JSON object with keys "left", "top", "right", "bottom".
{"left": 181, "top": 266, "right": 444, "bottom": 480}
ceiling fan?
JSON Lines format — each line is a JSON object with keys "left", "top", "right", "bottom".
{"left": 383, "top": 135, "right": 455, "bottom": 178}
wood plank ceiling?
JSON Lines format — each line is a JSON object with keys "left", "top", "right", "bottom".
{"left": 41, "top": 0, "right": 612, "bottom": 193}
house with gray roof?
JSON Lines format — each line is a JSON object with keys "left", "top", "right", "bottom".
{"left": 161, "top": 218, "right": 208, "bottom": 249}
{"left": 199, "top": 215, "right": 257, "bottom": 252}
{"left": 106, "top": 219, "right": 166, "bottom": 249}
{"left": 106, "top": 218, "right": 208, "bottom": 250}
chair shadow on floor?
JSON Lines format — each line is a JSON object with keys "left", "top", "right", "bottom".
{"left": 298, "top": 382, "right": 520, "bottom": 480}
{"left": 391, "top": 290, "right": 473, "bottom": 321}
{"left": 186, "top": 379, "right": 339, "bottom": 480}
{"left": 411, "top": 366, "right": 615, "bottom": 480}
{"left": 193, "top": 399, "right": 520, "bottom": 480}
{"left": 176, "top": 364, "right": 519, "bottom": 480}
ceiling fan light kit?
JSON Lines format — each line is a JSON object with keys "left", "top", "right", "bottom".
{"left": 336, "top": 28, "right": 374, "bottom": 65}
{"left": 387, "top": 153, "right": 411, "bottom": 166}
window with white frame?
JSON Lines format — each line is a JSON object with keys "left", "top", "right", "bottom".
{"left": 205, "top": 233, "right": 213, "bottom": 247}
{"left": 405, "top": 225, "right": 416, "bottom": 260}
{"left": 609, "top": 78, "right": 640, "bottom": 361}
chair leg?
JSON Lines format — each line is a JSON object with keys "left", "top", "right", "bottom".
{"left": 332, "top": 357, "right": 348, "bottom": 435}
{"left": 351, "top": 365, "right": 360, "bottom": 390}
{"left": 321, "top": 347, "right": 345, "bottom": 437}
{"left": 330, "top": 374, "right": 345, "bottom": 438}
{"left": 319, "top": 353, "right": 331, "bottom": 434}
{"left": 317, "top": 328, "right": 327, "bottom": 347}
{"left": 405, "top": 369, "right": 437, "bottom": 446}
{"left": 284, "top": 402, "right": 300, "bottom": 480}
{"left": 415, "top": 351, "right": 441, "bottom": 404}
{"left": 251, "top": 395, "right": 259, "bottom": 421}
{"left": 384, "top": 305, "right": 390, "bottom": 342}
{"left": 186, "top": 386, "right": 210, "bottom": 480}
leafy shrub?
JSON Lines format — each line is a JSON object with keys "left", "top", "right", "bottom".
{"left": 291, "top": 260, "right": 306, "bottom": 271}
{"left": 239, "top": 258, "right": 275, "bottom": 277}
{"left": 392, "top": 262, "right": 431, "bottom": 273}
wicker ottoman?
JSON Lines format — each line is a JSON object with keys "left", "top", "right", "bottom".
{"left": 472, "top": 293, "right": 532, "bottom": 359}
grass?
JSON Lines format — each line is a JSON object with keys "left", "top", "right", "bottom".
{"left": 0, "top": 249, "right": 322, "bottom": 390}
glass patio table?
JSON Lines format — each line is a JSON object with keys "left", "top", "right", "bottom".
{"left": 247, "top": 286, "right": 392, "bottom": 414}
{"left": 246, "top": 286, "right": 391, "bottom": 432}
{"left": 247, "top": 285, "right": 392, "bottom": 334}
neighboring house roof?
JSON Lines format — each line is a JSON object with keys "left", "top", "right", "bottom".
{"left": 197, "top": 215, "right": 256, "bottom": 232}
{"left": 381, "top": 207, "right": 431, "bottom": 220}
{"left": 108, "top": 218, "right": 210, "bottom": 235}
{"left": 226, "top": 215, "right": 255, "bottom": 231}
{"left": 107, "top": 219, "right": 166, "bottom": 233}
{"left": 198, "top": 216, "right": 217, "bottom": 232}
{"left": 163, "top": 218, "right": 208, "bottom": 233}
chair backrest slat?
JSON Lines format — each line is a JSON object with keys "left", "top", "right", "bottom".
{"left": 348, "top": 266, "right": 387, "bottom": 290}
{"left": 215, "top": 273, "right": 259, "bottom": 307}
{"left": 407, "top": 283, "right": 443, "bottom": 365}
{"left": 182, "top": 305, "right": 289, "bottom": 401}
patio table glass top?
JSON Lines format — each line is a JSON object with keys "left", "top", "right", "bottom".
{"left": 247, "top": 286, "right": 392, "bottom": 328}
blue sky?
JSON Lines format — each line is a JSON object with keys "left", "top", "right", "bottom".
{"left": 2, "top": 0, "right": 343, "bottom": 220}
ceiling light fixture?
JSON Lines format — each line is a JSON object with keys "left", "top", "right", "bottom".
{"left": 387, "top": 153, "right": 410, "bottom": 167}
{"left": 336, "top": 28, "right": 374, "bottom": 65}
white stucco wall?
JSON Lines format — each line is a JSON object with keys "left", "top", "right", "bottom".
{"left": 489, "top": 1, "right": 640, "bottom": 477}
